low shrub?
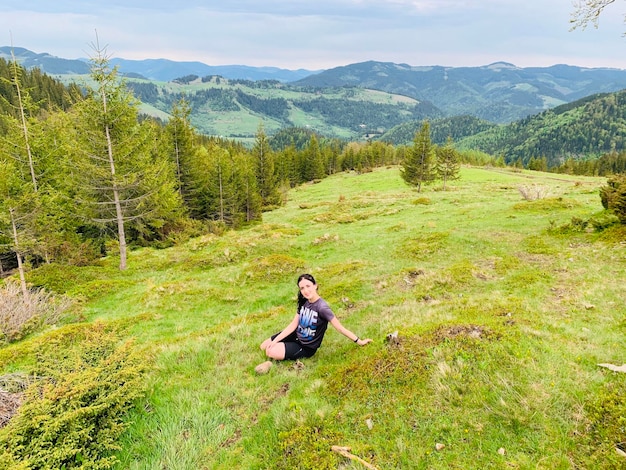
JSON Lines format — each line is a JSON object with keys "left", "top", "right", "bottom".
{"left": 590, "top": 212, "right": 620, "bottom": 231}
{"left": 0, "top": 281, "right": 72, "bottom": 343}
{"left": 0, "top": 323, "right": 150, "bottom": 469}
{"left": 400, "top": 232, "right": 450, "bottom": 260}
{"left": 573, "top": 373, "right": 626, "bottom": 468}
{"left": 278, "top": 424, "right": 342, "bottom": 470}
{"left": 548, "top": 216, "right": 589, "bottom": 234}
{"left": 599, "top": 174, "right": 626, "bottom": 223}
{"left": 25, "top": 263, "right": 105, "bottom": 295}
{"left": 412, "top": 196, "right": 432, "bottom": 205}
{"left": 518, "top": 184, "right": 550, "bottom": 201}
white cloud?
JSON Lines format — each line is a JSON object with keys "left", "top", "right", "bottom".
{"left": 1, "top": 0, "right": 624, "bottom": 69}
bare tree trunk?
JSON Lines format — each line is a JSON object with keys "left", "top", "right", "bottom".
{"left": 10, "top": 50, "right": 38, "bottom": 192}
{"left": 9, "top": 208, "right": 28, "bottom": 298}
{"left": 218, "top": 163, "right": 225, "bottom": 223}
{"left": 174, "top": 138, "right": 182, "bottom": 195}
{"left": 105, "top": 124, "right": 128, "bottom": 270}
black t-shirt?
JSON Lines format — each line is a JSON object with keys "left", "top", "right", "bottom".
{"left": 296, "top": 298, "right": 335, "bottom": 350}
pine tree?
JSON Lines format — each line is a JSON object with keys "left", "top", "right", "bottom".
{"left": 435, "top": 136, "right": 461, "bottom": 190}
{"left": 4, "top": 49, "right": 38, "bottom": 191}
{"left": 71, "top": 39, "right": 182, "bottom": 269}
{"left": 164, "top": 98, "right": 196, "bottom": 198}
{"left": 189, "top": 141, "right": 239, "bottom": 226}
{"left": 275, "top": 144, "right": 298, "bottom": 188}
{"left": 233, "top": 151, "right": 263, "bottom": 225}
{"left": 401, "top": 121, "right": 436, "bottom": 192}
{"left": 300, "top": 134, "right": 325, "bottom": 182}
{"left": 252, "top": 124, "right": 279, "bottom": 208}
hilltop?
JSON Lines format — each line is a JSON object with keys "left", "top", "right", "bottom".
{"left": 2, "top": 166, "right": 624, "bottom": 468}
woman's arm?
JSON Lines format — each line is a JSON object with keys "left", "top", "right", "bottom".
{"left": 330, "top": 317, "right": 372, "bottom": 346}
{"left": 267, "top": 314, "right": 299, "bottom": 346}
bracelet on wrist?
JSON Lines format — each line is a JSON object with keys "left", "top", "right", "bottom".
{"left": 354, "top": 337, "right": 359, "bottom": 343}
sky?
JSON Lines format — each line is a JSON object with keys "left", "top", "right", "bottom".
{"left": 2, "top": 0, "right": 625, "bottom": 71}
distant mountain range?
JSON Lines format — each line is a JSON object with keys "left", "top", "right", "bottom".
{"left": 0, "top": 46, "right": 318, "bottom": 82}
{"left": 295, "top": 60, "right": 626, "bottom": 123}
{"left": 1, "top": 46, "right": 625, "bottom": 164}
{"left": 3, "top": 46, "right": 626, "bottom": 125}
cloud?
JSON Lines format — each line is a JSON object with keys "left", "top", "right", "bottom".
{"left": 1, "top": 0, "right": 624, "bottom": 69}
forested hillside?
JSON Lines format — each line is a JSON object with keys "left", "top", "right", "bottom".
{"left": 0, "top": 59, "right": 81, "bottom": 129}
{"left": 455, "top": 90, "right": 626, "bottom": 167}
{"left": 295, "top": 61, "right": 626, "bottom": 123}
{"left": 121, "top": 69, "right": 626, "bottom": 157}
{"left": 0, "top": 56, "right": 411, "bottom": 274}
{"left": 2, "top": 53, "right": 625, "bottom": 279}
{"left": 380, "top": 115, "right": 498, "bottom": 146}
{"left": 374, "top": 90, "right": 626, "bottom": 172}
{"left": 123, "top": 76, "right": 442, "bottom": 141}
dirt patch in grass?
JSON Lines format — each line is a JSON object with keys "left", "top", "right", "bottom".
{"left": 0, "top": 390, "right": 22, "bottom": 428}
{"left": 433, "top": 324, "right": 491, "bottom": 341}
{"left": 259, "top": 383, "right": 290, "bottom": 411}
{"left": 311, "top": 233, "right": 340, "bottom": 245}
{"left": 396, "top": 268, "right": 426, "bottom": 290}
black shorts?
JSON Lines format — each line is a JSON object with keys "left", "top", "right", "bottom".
{"left": 271, "top": 331, "right": 317, "bottom": 360}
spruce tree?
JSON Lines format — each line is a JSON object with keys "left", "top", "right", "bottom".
{"left": 300, "top": 134, "right": 325, "bottom": 182}
{"left": 401, "top": 120, "right": 436, "bottom": 192}
{"left": 71, "top": 40, "right": 182, "bottom": 269}
{"left": 252, "top": 124, "right": 280, "bottom": 208}
{"left": 435, "top": 136, "right": 461, "bottom": 190}
{"left": 165, "top": 98, "right": 196, "bottom": 198}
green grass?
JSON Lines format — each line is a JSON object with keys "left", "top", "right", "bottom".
{"left": 5, "top": 166, "right": 626, "bottom": 469}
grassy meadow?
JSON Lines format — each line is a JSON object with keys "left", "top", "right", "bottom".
{"left": 4, "top": 166, "right": 626, "bottom": 469}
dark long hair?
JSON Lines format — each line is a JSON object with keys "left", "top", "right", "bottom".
{"left": 297, "top": 273, "right": 317, "bottom": 311}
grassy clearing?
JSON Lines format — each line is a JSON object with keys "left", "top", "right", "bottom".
{"left": 3, "top": 166, "right": 626, "bottom": 469}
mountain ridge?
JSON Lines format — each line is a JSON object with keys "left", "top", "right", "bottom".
{"left": 0, "top": 46, "right": 318, "bottom": 82}
{"left": 295, "top": 60, "right": 626, "bottom": 123}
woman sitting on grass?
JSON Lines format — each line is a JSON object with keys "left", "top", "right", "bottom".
{"left": 258, "top": 274, "right": 372, "bottom": 371}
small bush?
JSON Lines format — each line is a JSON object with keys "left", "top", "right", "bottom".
{"left": 412, "top": 196, "right": 432, "bottom": 205}
{"left": 590, "top": 213, "right": 620, "bottom": 231}
{"left": 518, "top": 184, "right": 550, "bottom": 201}
{"left": 513, "top": 197, "right": 578, "bottom": 212}
{"left": 400, "top": 232, "right": 450, "bottom": 260}
{"left": 548, "top": 216, "right": 589, "bottom": 234}
{"left": 26, "top": 263, "right": 105, "bottom": 295}
{"left": 0, "top": 281, "right": 72, "bottom": 343}
{"left": 573, "top": 374, "right": 626, "bottom": 468}
{"left": 0, "top": 324, "right": 150, "bottom": 469}
{"left": 599, "top": 175, "right": 626, "bottom": 223}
